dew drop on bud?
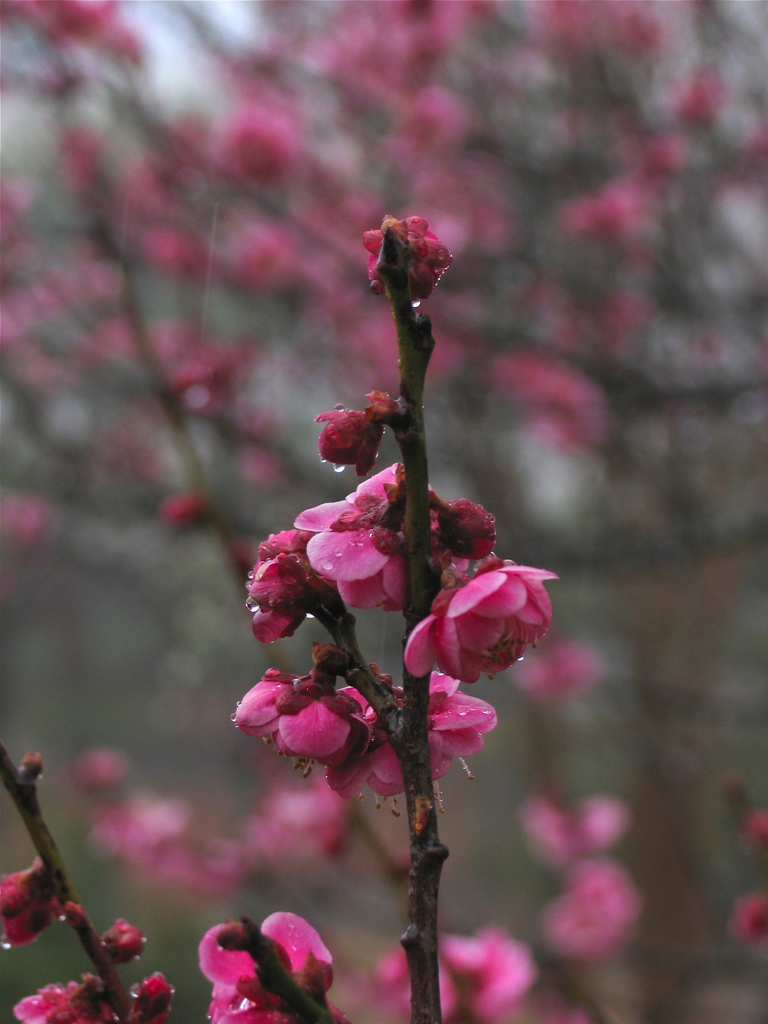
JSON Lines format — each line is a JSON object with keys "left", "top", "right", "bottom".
{"left": 412, "top": 300, "right": 421, "bottom": 309}
{"left": 305, "top": 613, "right": 315, "bottom": 619}
{"left": 246, "top": 571, "right": 254, "bottom": 582}
{"left": 1, "top": 939, "right": 12, "bottom": 950}
{"left": 230, "top": 712, "right": 238, "bottom": 723}
{"left": 333, "top": 464, "right": 346, "bottom": 473}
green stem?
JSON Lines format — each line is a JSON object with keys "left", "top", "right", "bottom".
{"left": 0, "top": 741, "right": 133, "bottom": 1023}
{"left": 377, "top": 226, "right": 447, "bottom": 1024}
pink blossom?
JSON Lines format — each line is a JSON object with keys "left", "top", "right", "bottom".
{"left": 158, "top": 491, "right": 208, "bottom": 527}
{"left": 71, "top": 748, "right": 129, "bottom": 790}
{"left": 730, "top": 891, "right": 768, "bottom": 949}
{"left": 520, "top": 795, "right": 630, "bottom": 868}
{"left": 245, "top": 776, "right": 350, "bottom": 864}
{"left": 199, "top": 913, "right": 337, "bottom": 1024}
{"left": 326, "top": 673, "right": 496, "bottom": 798}
{"left": 559, "top": 179, "right": 649, "bottom": 245}
{"left": 220, "top": 104, "right": 301, "bottom": 183}
{"left": 1, "top": 858, "right": 62, "bottom": 947}
{"left": 674, "top": 72, "right": 728, "bottom": 126}
{"left": 405, "top": 559, "right": 557, "bottom": 683}
{"left": 235, "top": 669, "right": 371, "bottom": 767}
{"left": 230, "top": 219, "right": 301, "bottom": 292}
{"left": 294, "top": 465, "right": 407, "bottom": 612}
{"left": 0, "top": 494, "right": 58, "bottom": 551}
{"left": 374, "top": 926, "right": 536, "bottom": 1024}
{"left": 491, "top": 352, "right": 608, "bottom": 450}
{"left": 14, "top": 978, "right": 116, "bottom": 1023}
{"left": 514, "top": 639, "right": 603, "bottom": 702}
{"left": 542, "top": 858, "right": 642, "bottom": 961}
{"left": 141, "top": 226, "right": 210, "bottom": 279}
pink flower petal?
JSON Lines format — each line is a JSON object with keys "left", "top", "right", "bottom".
{"left": 262, "top": 911, "right": 332, "bottom": 969}
{"left": 338, "top": 574, "right": 387, "bottom": 609}
{"left": 235, "top": 681, "right": 283, "bottom": 735}
{"left": 472, "top": 574, "right": 527, "bottom": 616}
{"left": 277, "top": 703, "right": 351, "bottom": 761}
{"left": 404, "top": 616, "right": 438, "bottom": 677}
{"left": 326, "top": 758, "right": 372, "bottom": 798}
{"left": 454, "top": 611, "right": 506, "bottom": 652}
{"left": 307, "top": 531, "right": 388, "bottom": 581}
{"left": 446, "top": 572, "right": 506, "bottom": 618}
{"left": 199, "top": 925, "right": 254, "bottom": 985}
{"left": 294, "top": 500, "right": 348, "bottom": 531}
{"left": 431, "top": 693, "right": 497, "bottom": 732}
{"left": 350, "top": 463, "right": 398, "bottom": 500}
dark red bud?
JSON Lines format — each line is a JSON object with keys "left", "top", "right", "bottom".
{"left": 316, "top": 408, "right": 384, "bottom": 476}
{"left": 130, "top": 973, "right": 173, "bottom": 1024}
{"left": 437, "top": 499, "right": 496, "bottom": 559}
{"left": 102, "top": 918, "right": 146, "bottom": 963}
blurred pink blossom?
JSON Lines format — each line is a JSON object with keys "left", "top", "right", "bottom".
{"left": 542, "top": 858, "right": 642, "bottom": 961}
{"left": 520, "top": 795, "right": 630, "bottom": 868}
{"left": 514, "top": 638, "right": 603, "bottom": 702}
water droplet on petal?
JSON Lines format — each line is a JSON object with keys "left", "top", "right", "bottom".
{"left": 305, "top": 613, "right": 315, "bottom": 619}
{"left": 1, "top": 939, "right": 11, "bottom": 950}
{"left": 246, "top": 571, "right": 254, "bottom": 582}
{"left": 320, "top": 458, "right": 327, "bottom": 464}
{"left": 230, "top": 712, "right": 238, "bottom": 723}
{"left": 412, "top": 300, "right": 421, "bottom": 309}
{"left": 333, "top": 464, "right": 346, "bottom": 474}
{"left": 245, "top": 596, "right": 258, "bottom": 612}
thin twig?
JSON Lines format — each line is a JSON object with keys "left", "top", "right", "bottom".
{"left": 0, "top": 741, "right": 133, "bottom": 1023}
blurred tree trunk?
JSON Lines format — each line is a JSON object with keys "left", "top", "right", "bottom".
{"left": 618, "top": 551, "right": 746, "bottom": 1024}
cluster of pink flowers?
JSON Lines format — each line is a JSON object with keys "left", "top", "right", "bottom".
{"left": 374, "top": 926, "right": 537, "bottom": 1024}
{"left": 13, "top": 972, "right": 172, "bottom": 1024}
{"left": 237, "top": 667, "right": 496, "bottom": 801}
{"left": 199, "top": 912, "right": 347, "bottom": 1024}
{"left": 520, "top": 795, "right": 629, "bottom": 869}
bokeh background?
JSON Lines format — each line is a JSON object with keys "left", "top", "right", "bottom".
{"left": 2, "top": 2, "right": 768, "bottom": 1022}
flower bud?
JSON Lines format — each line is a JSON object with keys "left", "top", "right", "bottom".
{"left": 102, "top": 918, "right": 146, "bottom": 963}
{"left": 316, "top": 408, "right": 384, "bottom": 476}
{"left": 435, "top": 498, "right": 496, "bottom": 559}
{"left": 130, "top": 972, "right": 173, "bottom": 1024}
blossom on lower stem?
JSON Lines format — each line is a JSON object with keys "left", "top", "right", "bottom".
{"left": 326, "top": 672, "right": 497, "bottom": 798}
{"left": 235, "top": 668, "right": 371, "bottom": 767}
{"left": 730, "top": 891, "right": 768, "bottom": 949}
{"left": 1, "top": 858, "right": 62, "bottom": 947}
{"left": 14, "top": 976, "right": 116, "bottom": 1024}
{"left": 199, "top": 912, "right": 346, "bottom": 1024}
{"left": 130, "top": 973, "right": 173, "bottom": 1024}
{"left": 374, "top": 925, "right": 536, "bottom": 1024}
{"left": 520, "top": 795, "right": 630, "bottom": 868}
{"left": 405, "top": 558, "right": 557, "bottom": 683}
{"left": 246, "top": 530, "right": 345, "bottom": 641}
{"left": 542, "top": 858, "right": 642, "bottom": 961}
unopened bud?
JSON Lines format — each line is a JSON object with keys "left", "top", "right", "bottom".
{"left": 436, "top": 498, "right": 496, "bottom": 559}
{"left": 102, "top": 918, "right": 146, "bottom": 963}
{"left": 130, "top": 972, "right": 173, "bottom": 1024}
{"left": 316, "top": 408, "right": 384, "bottom": 476}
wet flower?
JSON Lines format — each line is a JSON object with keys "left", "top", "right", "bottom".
{"left": 235, "top": 668, "right": 371, "bottom": 768}
{"left": 315, "top": 407, "right": 384, "bottom": 476}
{"left": 326, "top": 672, "right": 496, "bottom": 798}
{"left": 200, "top": 912, "right": 346, "bottom": 1024}
{"left": 363, "top": 214, "right": 452, "bottom": 300}
{"left": 1, "top": 858, "right": 62, "bottom": 947}
{"left": 101, "top": 919, "right": 146, "bottom": 963}
{"left": 295, "top": 465, "right": 407, "bottom": 612}
{"left": 14, "top": 976, "right": 116, "bottom": 1024}
{"left": 405, "top": 558, "right": 557, "bottom": 683}
{"left": 130, "top": 973, "right": 173, "bottom": 1024}
{"left": 247, "top": 530, "right": 344, "bottom": 642}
